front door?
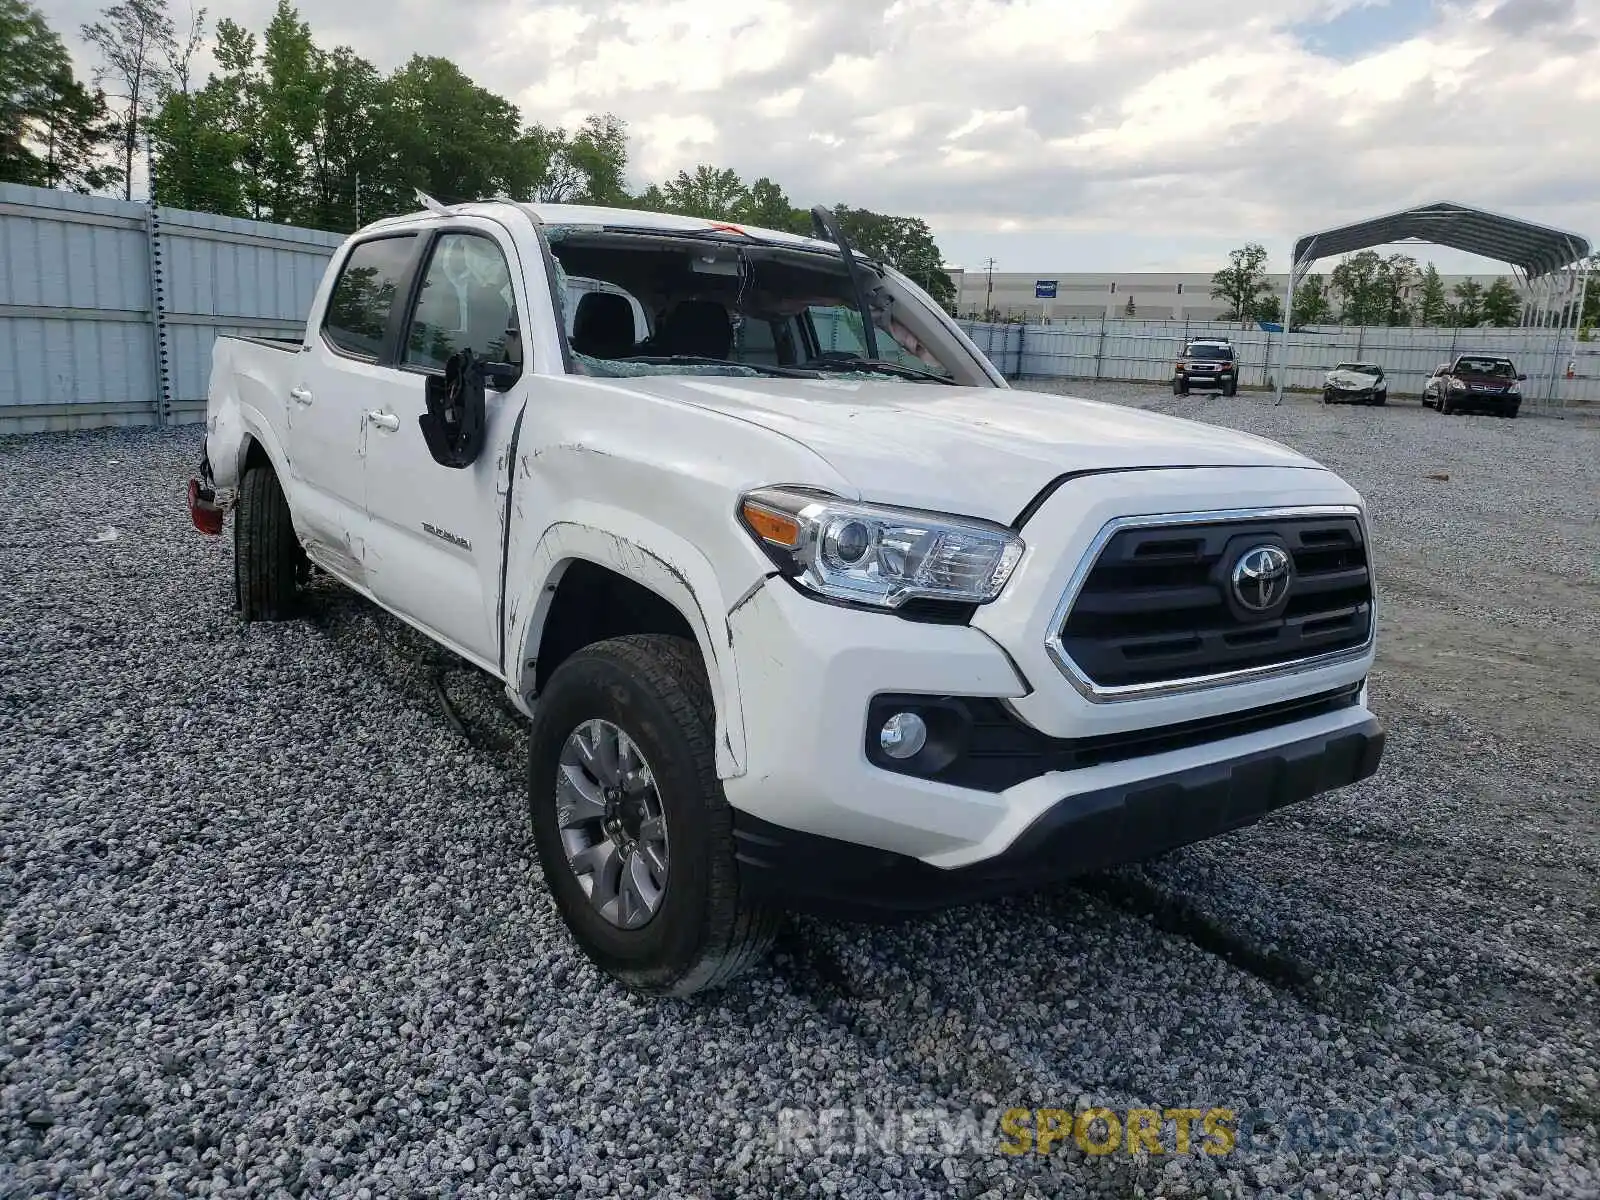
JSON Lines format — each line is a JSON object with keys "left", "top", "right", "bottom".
{"left": 360, "top": 223, "right": 528, "bottom": 668}
{"left": 287, "top": 230, "right": 423, "bottom": 580}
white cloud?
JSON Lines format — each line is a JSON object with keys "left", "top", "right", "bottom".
{"left": 49, "top": 0, "right": 1600, "bottom": 269}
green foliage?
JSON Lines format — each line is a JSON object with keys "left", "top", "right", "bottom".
{"left": 1327, "top": 251, "right": 1418, "bottom": 326}
{"left": 2, "top": 0, "right": 115, "bottom": 191}
{"left": 1416, "top": 263, "right": 1449, "bottom": 325}
{"left": 830, "top": 206, "right": 956, "bottom": 309}
{"left": 1211, "top": 243, "right": 1270, "bottom": 325}
{"left": 1254, "top": 292, "right": 1282, "bottom": 323}
{"left": 1292, "top": 273, "right": 1331, "bottom": 324}
{"left": 1448, "top": 278, "right": 1483, "bottom": 327}
{"left": 1480, "top": 277, "right": 1521, "bottom": 327}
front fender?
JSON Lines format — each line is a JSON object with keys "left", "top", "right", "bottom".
{"left": 505, "top": 506, "right": 766, "bottom": 779}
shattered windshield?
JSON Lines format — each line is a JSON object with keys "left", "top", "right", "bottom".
{"left": 543, "top": 226, "right": 962, "bottom": 384}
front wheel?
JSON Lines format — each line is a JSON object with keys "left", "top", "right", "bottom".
{"left": 1323, "top": 389, "right": 1334, "bottom": 404}
{"left": 1222, "top": 379, "right": 1237, "bottom": 397}
{"left": 1172, "top": 378, "right": 1185, "bottom": 395}
{"left": 528, "top": 634, "right": 779, "bottom": 996}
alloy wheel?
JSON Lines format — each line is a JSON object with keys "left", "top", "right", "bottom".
{"left": 555, "top": 719, "right": 671, "bottom": 929}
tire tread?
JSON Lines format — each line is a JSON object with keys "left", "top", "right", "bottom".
{"left": 235, "top": 464, "right": 299, "bottom": 621}
{"left": 541, "top": 633, "right": 778, "bottom": 996}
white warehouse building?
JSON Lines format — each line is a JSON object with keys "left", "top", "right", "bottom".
{"left": 945, "top": 269, "right": 1540, "bottom": 323}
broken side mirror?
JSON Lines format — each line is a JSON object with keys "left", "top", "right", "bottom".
{"left": 419, "top": 349, "right": 488, "bottom": 469}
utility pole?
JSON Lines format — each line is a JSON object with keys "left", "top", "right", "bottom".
{"left": 984, "top": 257, "right": 997, "bottom": 321}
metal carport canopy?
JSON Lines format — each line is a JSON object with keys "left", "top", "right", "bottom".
{"left": 1272, "top": 200, "right": 1592, "bottom": 406}
{"left": 1290, "top": 200, "right": 1590, "bottom": 279}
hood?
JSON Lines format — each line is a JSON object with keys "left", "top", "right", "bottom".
{"left": 1327, "top": 368, "right": 1381, "bottom": 387}
{"left": 601, "top": 375, "right": 1322, "bottom": 523}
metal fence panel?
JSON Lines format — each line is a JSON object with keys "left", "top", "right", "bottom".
{"left": 0, "top": 182, "right": 341, "bottom": 435}
{"left": 0, "top": 184, "right": 157, "bottom": 430}
{"left": 958, "top": 316, "right": 1598, "bottom": 407}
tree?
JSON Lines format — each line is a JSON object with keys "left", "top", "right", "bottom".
{"left": 148, "top": 6, "right": 245, "bottom": 212}
{"left": 1211, "top": 243, "right": 1270, "bottom": 326}
{"left": 1123, "top": 295, "right": 1136, "bottom": 317}
{"left": 1481, "top": 277, "right": 1521, "bottom": 327}
{"left": 1254, "top": 293, "right": 1282, "bottom": 323}
{"left": 256, "top": 0, "right": 323, "bottom": 222}
{"left": 1381, "top": 253, "right": 1418, "bottom": 326}
{"left": 2, "top": 0, "right": 113, "bottom": 191}
{"left": 1329, "top": 251, "right": 1388, "bottom": 325}
{"left": 735, "top": 176, "right": 809, "bottom": 234}
{"left": 81, "top": 0, "right": 175, "bottom": 199}
{"left": 831, "top": 206, "right": 957, "bottom": 310}
{"left": 659, "top": 164, "right": 748, "bottom": 219}
{"left": 1293, "top": 273, "right": 1332, "bottom": 324}
{"left": 1449, "top": 278, "right": 1484, "bottom": 326}
{"left": 1416, "top": 263, "right": 1449, "bottom": 325}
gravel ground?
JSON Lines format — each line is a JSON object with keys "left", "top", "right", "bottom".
{"left": 2, "top": 388, "right": 1597, "bottom": 1199}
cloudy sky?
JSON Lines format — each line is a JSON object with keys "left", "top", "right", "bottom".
{"left": 49, "top": 0, "right": 1600, "bottom": 274}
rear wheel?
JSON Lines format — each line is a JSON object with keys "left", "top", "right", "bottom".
{"left": 528, "top": 634, "right": 779, "bottom": 996}
{"left": 234, "top": 463, "right": 303, "bottom": 620}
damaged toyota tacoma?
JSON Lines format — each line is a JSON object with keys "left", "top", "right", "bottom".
{"left": 189, "top": 198, "right": 1385, "bottom": 996}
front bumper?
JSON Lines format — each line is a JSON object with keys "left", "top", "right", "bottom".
{"left": 733, "top": 711, "right": 1384, "bottom": 918}
{"left": 1175, "top": 370, "right": 1234, "bottom": 387}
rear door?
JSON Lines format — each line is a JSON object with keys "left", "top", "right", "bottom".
{"left": 289, "top": 231, "right": 424, "bottom": 579}
{"left": 360, "top": 220, "right": 530, "bottom": 668}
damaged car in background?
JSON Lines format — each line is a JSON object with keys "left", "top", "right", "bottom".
{"left": 187, "top": 195, "right": 1385, "bottom": 997}
{"left": 1322, "top": 361, "right": 1389, "bottom": 406}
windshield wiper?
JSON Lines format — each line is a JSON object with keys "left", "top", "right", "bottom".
{"left": 808, "top": 205, "right": 881, "bottom": 361}
{"left": 802, "top": 356, "right": 957, "bottom": 385}
{"left": 611, "top": 355, "right": 825, "bottom": 379}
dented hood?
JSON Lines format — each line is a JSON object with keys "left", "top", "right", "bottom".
{"left": 606, "top": 375, "right": 1322, "bottom": 523}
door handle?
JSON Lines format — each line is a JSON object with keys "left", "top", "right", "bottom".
{"left": 365, "top": 410, "right": 400, "bottom": 432}
{"left": 289, "top": 386, "right": 313, "bottom": 406}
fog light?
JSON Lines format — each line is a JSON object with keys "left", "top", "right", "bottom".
{"left": 879, "top": 712, "right": 927, "bottom": 760}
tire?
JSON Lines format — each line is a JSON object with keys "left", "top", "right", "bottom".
{"left": 528, "top": 634, "right": 779, "bottom": 997}
{"left": 1505, "top": 404, "right": 1519, "bottom": 419}
{"left": 1173, "top": 378, "right": 1187, "bottom": 395}
{"left": 1440, "top": 391, "right": 1455, "bottom": 416}
{"left": 1372, "top": 393, "right": 1386, "bottom": 406}
{"left": 234, "top": 463, "right": 302, "bottom": 620}
{"left": 1222, "top": 379, "right": 1237, "bottom": 397}
{"left": 1323, "top": 389, "right": 1334, "bottom": 405}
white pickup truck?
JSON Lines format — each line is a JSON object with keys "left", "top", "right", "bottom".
{"left": 189, "top": 198, "right": 1385, "bottom": 996}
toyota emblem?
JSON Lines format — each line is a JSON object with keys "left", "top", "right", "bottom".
{"left": 1231, "top": 545, "right": 1292, "bottom": 613}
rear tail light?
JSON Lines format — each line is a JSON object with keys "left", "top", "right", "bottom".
{"left": 188, "top": 478, "right": 224, "bottom": 536}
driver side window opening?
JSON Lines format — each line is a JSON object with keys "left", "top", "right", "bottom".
{"left": 403, "top": 232, "right": 520, "bottom": 375}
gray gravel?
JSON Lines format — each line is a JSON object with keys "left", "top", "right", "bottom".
{"left": 2, "top": 389, "right": 1597, "bottom": 1199}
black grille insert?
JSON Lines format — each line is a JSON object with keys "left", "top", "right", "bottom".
{"left": 1058, "top": 514, "right": 1373, "bottom": 688}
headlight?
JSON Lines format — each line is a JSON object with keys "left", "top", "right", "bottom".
{"left": 1506, "top": 384, "right": 1520, "bottom": 395}
{"left": 1448, "top": 377, "right": 1466, "bottom": 389}
{"left": 738, "top": 486, "right": 1024, "bottom": 608}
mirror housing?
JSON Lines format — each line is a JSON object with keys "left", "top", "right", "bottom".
{"left": 483, "top": 360, "right": 521, "bottom": 389}
{"left": 419, "top": 349, "right": 488, "bottom": 469}
{"left": 1517, "top": 372, "right": 1528, "bottom": 381}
